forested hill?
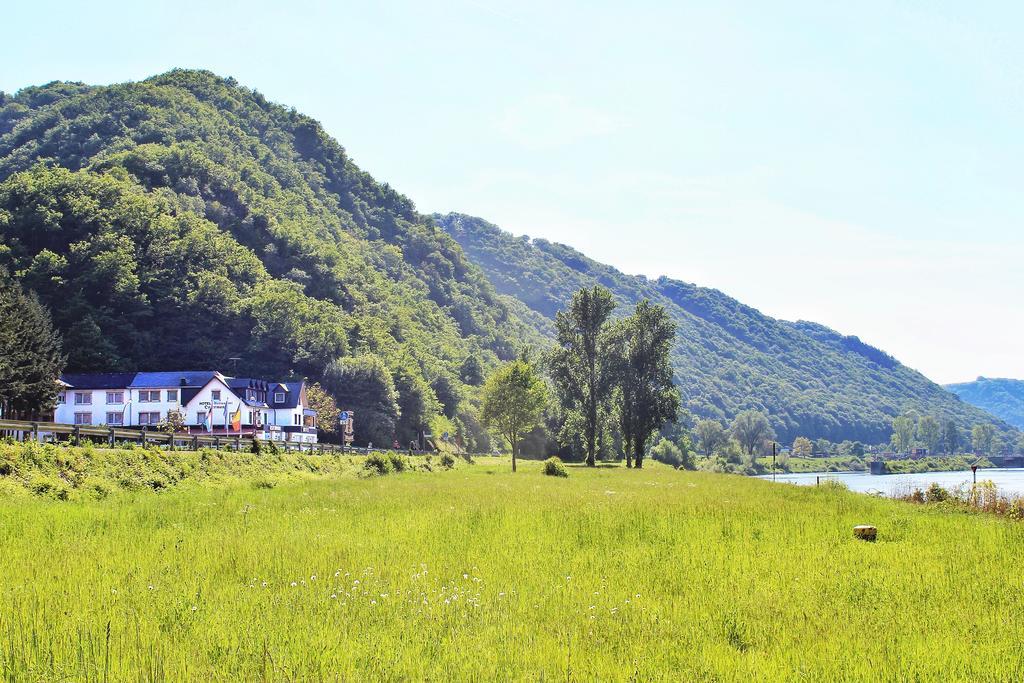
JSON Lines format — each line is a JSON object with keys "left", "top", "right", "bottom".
{"left": 946, "top": 378, "right": 1024, "bottom": 429}
{"left": 437, "top": 212, "right": 1012, "bottom": 443}
{"left": 0, "top": 70, "right": 546, "bottom": 440}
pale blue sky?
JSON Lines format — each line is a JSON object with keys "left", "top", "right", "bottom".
{"left": 2, "top": 1, "right": 1021, "bottom": 383}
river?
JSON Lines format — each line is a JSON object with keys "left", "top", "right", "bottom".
{"left": 758, "top": 468, "right": 1024, "bottom": 497}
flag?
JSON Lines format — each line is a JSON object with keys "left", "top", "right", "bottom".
{"left": 231, "top": 405, "right": 242, "bottom": 432}
{"left": 223, "top": 402, "right": 229, "bottom": 432}
{"left": 121, "top": 400, "right": 131, "bottom": 426}
{"left": 202, "top": 410, "right": 212, "bottom": 432}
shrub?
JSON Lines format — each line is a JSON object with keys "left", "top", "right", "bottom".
{"left": 387, "top": 453, "right": 407, "bottom": 472}
{"left": 650, "top": 438, "right": 683, "bottom": 468}
{"left": 364, "top": 452, "right": 393, "bottom": 476}
{"left": 251, "top": 439, "right": 263, "bottom": 455}
{"left": 252, "top": 478, "right": 276, "bottom": 490}
{"left": 440, "top": 454, "right": 456, "bottom": 469}
{"left": 818, "top": 479, "right": 849, "bottom": 492}
{"left": 542, "top": 456, "right": 568, "bottom": 477}
{"left": 926, "top": 483, "right": 949, "bottom": 503}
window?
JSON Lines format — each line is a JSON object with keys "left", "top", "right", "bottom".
{"left": 139, "top": 390, "right": 161, "bottom": 402}
{"left": 167, "top": 389, "right": 178, "bottom": 402}
{"left": 57, "top": 393, "right": 66, "bottom": 404}
{"left": 274, "top": 392, "right": 285, "bottom": 403}
{"left": 211, "top": 390, "right": 221, "bottom": 401}
{"left": 106, "top": 391, "right": 124, "bottom": 404}
{"left": 74, "top": 392, "right": 92, "bottom": 405}
{"left": 74, "top": 412, "right": 92, "bottom": 425}
{"left": 106, "top": 412, "right": 123, "bottom": 425}
{"left": 138, "top": 411, "right": 161, "bottom": 425}
{"left": 294, "top": 414, "right": 300, "bottom": 426}
{"left": 196, "top": 411, "right": 206, "bottom": 425}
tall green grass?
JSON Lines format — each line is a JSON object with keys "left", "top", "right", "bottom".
{"left": 2, "top": 458, "right": 1023, "bottom": 680}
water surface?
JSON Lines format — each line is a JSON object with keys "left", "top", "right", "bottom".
{"left": 758, "top": 468, "right": 1024, "bottom": 497}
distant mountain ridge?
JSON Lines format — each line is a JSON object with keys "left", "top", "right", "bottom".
{"left": 945, "top": 378, "right": 1024, "bottom": 429}
{"left": 437, "top": 212, "right": 1014, "bottom": 444}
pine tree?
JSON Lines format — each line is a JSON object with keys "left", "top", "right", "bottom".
{"left": 0, "top": 273, "right": 65, "bottom": 419}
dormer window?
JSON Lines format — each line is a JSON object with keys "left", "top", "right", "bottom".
{"left": 274, "top": 392, "right": 285, "bottom": 403}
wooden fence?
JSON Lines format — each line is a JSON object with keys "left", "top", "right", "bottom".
{"left": 0, "top": 419, "right": 383, "bottom": 455}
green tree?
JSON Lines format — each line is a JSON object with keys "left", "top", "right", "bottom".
{"left": 791, "top": 436, "right": 813, "bottom": 458}
{"left": 891, "top": 415, "right": 916, "bottom": 453}
{"left": 0, "top": 273, "right": 65, "bottom": 419}
{"left": 731, "top": 410, "right": 775, "bottom": 456}
{"left": 694, "top": 419, "right": 728, "bottom": 457}
{"left": 306, "top": 382, "right": 340, "bottom": 437}
{"left": 393, "top": 364, "right": 438, "bottom": 445}
{"left": 971, "top": 423, "right": 996, "bottom": 455}
{"left": 322, "top": 354, "right": 400, "bottom": 447}
{"left": 916, "top": 415, "right": 941, "bottom": 455}
{"left": 943, "top": 420, "right": 961, "bottom": 454}
{"left": 609, "top": 300, "right": 680, "bottom": 469}
{"left": 549, "top": 286, "right": 617, "bottom": 467}
{"left": 481, "top": 360, "right": 548, "bottom": 472}
{"left": 814, "top": 438, "right": 833, "bottom": 456}
{"left": 459, "top": 355, "right": 485, "bottom": 386}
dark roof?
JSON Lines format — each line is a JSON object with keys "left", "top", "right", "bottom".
{"left": 270, "top": 382, "right": 304, "bottom": 409}
{"left": 60, "top": 372, "right": 138, "bottom": 390}
{"left": 131, "top": 371, "right": 218, "bottom": 388}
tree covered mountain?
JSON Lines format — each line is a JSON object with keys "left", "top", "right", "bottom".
{"left": 0, "top": 69, "right": 1012, "bottom": 447}
{"left": 945, "top": 378, "right": 1024, "bottom": 430}
{"left": 436, "top": 212, "right": 1014, "bottom": 444}
{"left": 0, "top": 70, "right": 546, "bottom": 443}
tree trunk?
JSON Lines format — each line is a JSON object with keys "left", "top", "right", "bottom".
{"left": 511, "top": 432, "right": 517, "bottom": 472}
{"left": 625, "top": 452, "right": 632, "bottom": 468}
{"left": 634, "top": 436, "right": 645, "bottom": 469}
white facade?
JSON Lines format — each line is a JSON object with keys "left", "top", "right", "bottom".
{"left": 54, "top": 372, "right": 317, "bottom": 442}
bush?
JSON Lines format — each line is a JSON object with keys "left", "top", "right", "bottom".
{"left": 363, "top": 452, "right": 393, "bottom": 476}
{"left": 650, "top": 438, "right": 683, "bottom": 468}
{"left": 926, "top": 483, "right": 949, "bottom": 503}
{"left": 440, "top": 454, "right": 456, "bottom": 469}
{"left": 387, "top": 453, "right": 407, "bottom": 472}
{"left": 252, "top": 478, "right": 276, "bottom": 489}
{"left": 542, "top": 456, "right": 568, "bottom": 477}
{"left": 251, "top": 439, "right": 263, "bottom": 455}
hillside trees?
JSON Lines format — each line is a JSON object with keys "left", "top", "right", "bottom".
{"left": 0, "top": 273, "right": 65, "bottom": 418}
{"left": 481, "top": 360, "right": 548, "bottom": 472}
{"left": 549, "top": 286, "right": 617, "bottom": 467}
{"left": 322, "top": 355, "right": 399, "bottom": 447}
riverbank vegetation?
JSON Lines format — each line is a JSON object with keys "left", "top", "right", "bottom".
{"left": 2, "top": 459, "right": 1024, "bottom": 679}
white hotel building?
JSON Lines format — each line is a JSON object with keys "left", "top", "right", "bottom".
{"left": 54, "top": 371, "right": 318, "bottom": 443}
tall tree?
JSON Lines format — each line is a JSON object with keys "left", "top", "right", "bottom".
{"left": 731, "top": 410, "right": 775, "bottom": 456}
{"left": 943, "top": 420, "right": 961, "bottom": 454}
{"left": 916, "top": 415, "right": 941, "bottom": 455}
{"left": 0, "top": 274, "right": 65, "bottom": 419}
{"left": 481, "top": 360, "right": 548, "bottom": 472}
{"left": 549, "top": 286, "right": 617, "bottom": 467}
{"left": 971, "top": 423, "right": 996, "bottom": 455}
{"left": 791, "top": 436, "right": 813, "bottom": 458}
{"left": 694, "top": 419, "right": 728, "bottom": 457}
{"left": 609, "top": 301, "right": 679, "bottom": 468}
{"left": 891, "top": 415, "right": 917, "bottom": 453}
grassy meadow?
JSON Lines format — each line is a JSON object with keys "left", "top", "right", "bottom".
{"left": 2, "top": 448, "right": 1024, "bottom": 680}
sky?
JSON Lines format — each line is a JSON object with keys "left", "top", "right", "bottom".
{"left": 2, "top": 0, "right": 1021, "bottom": 384}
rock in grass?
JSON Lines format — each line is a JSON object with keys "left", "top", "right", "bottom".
{"left": 853, "top": 525, "right": 877, "bottom": 541}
